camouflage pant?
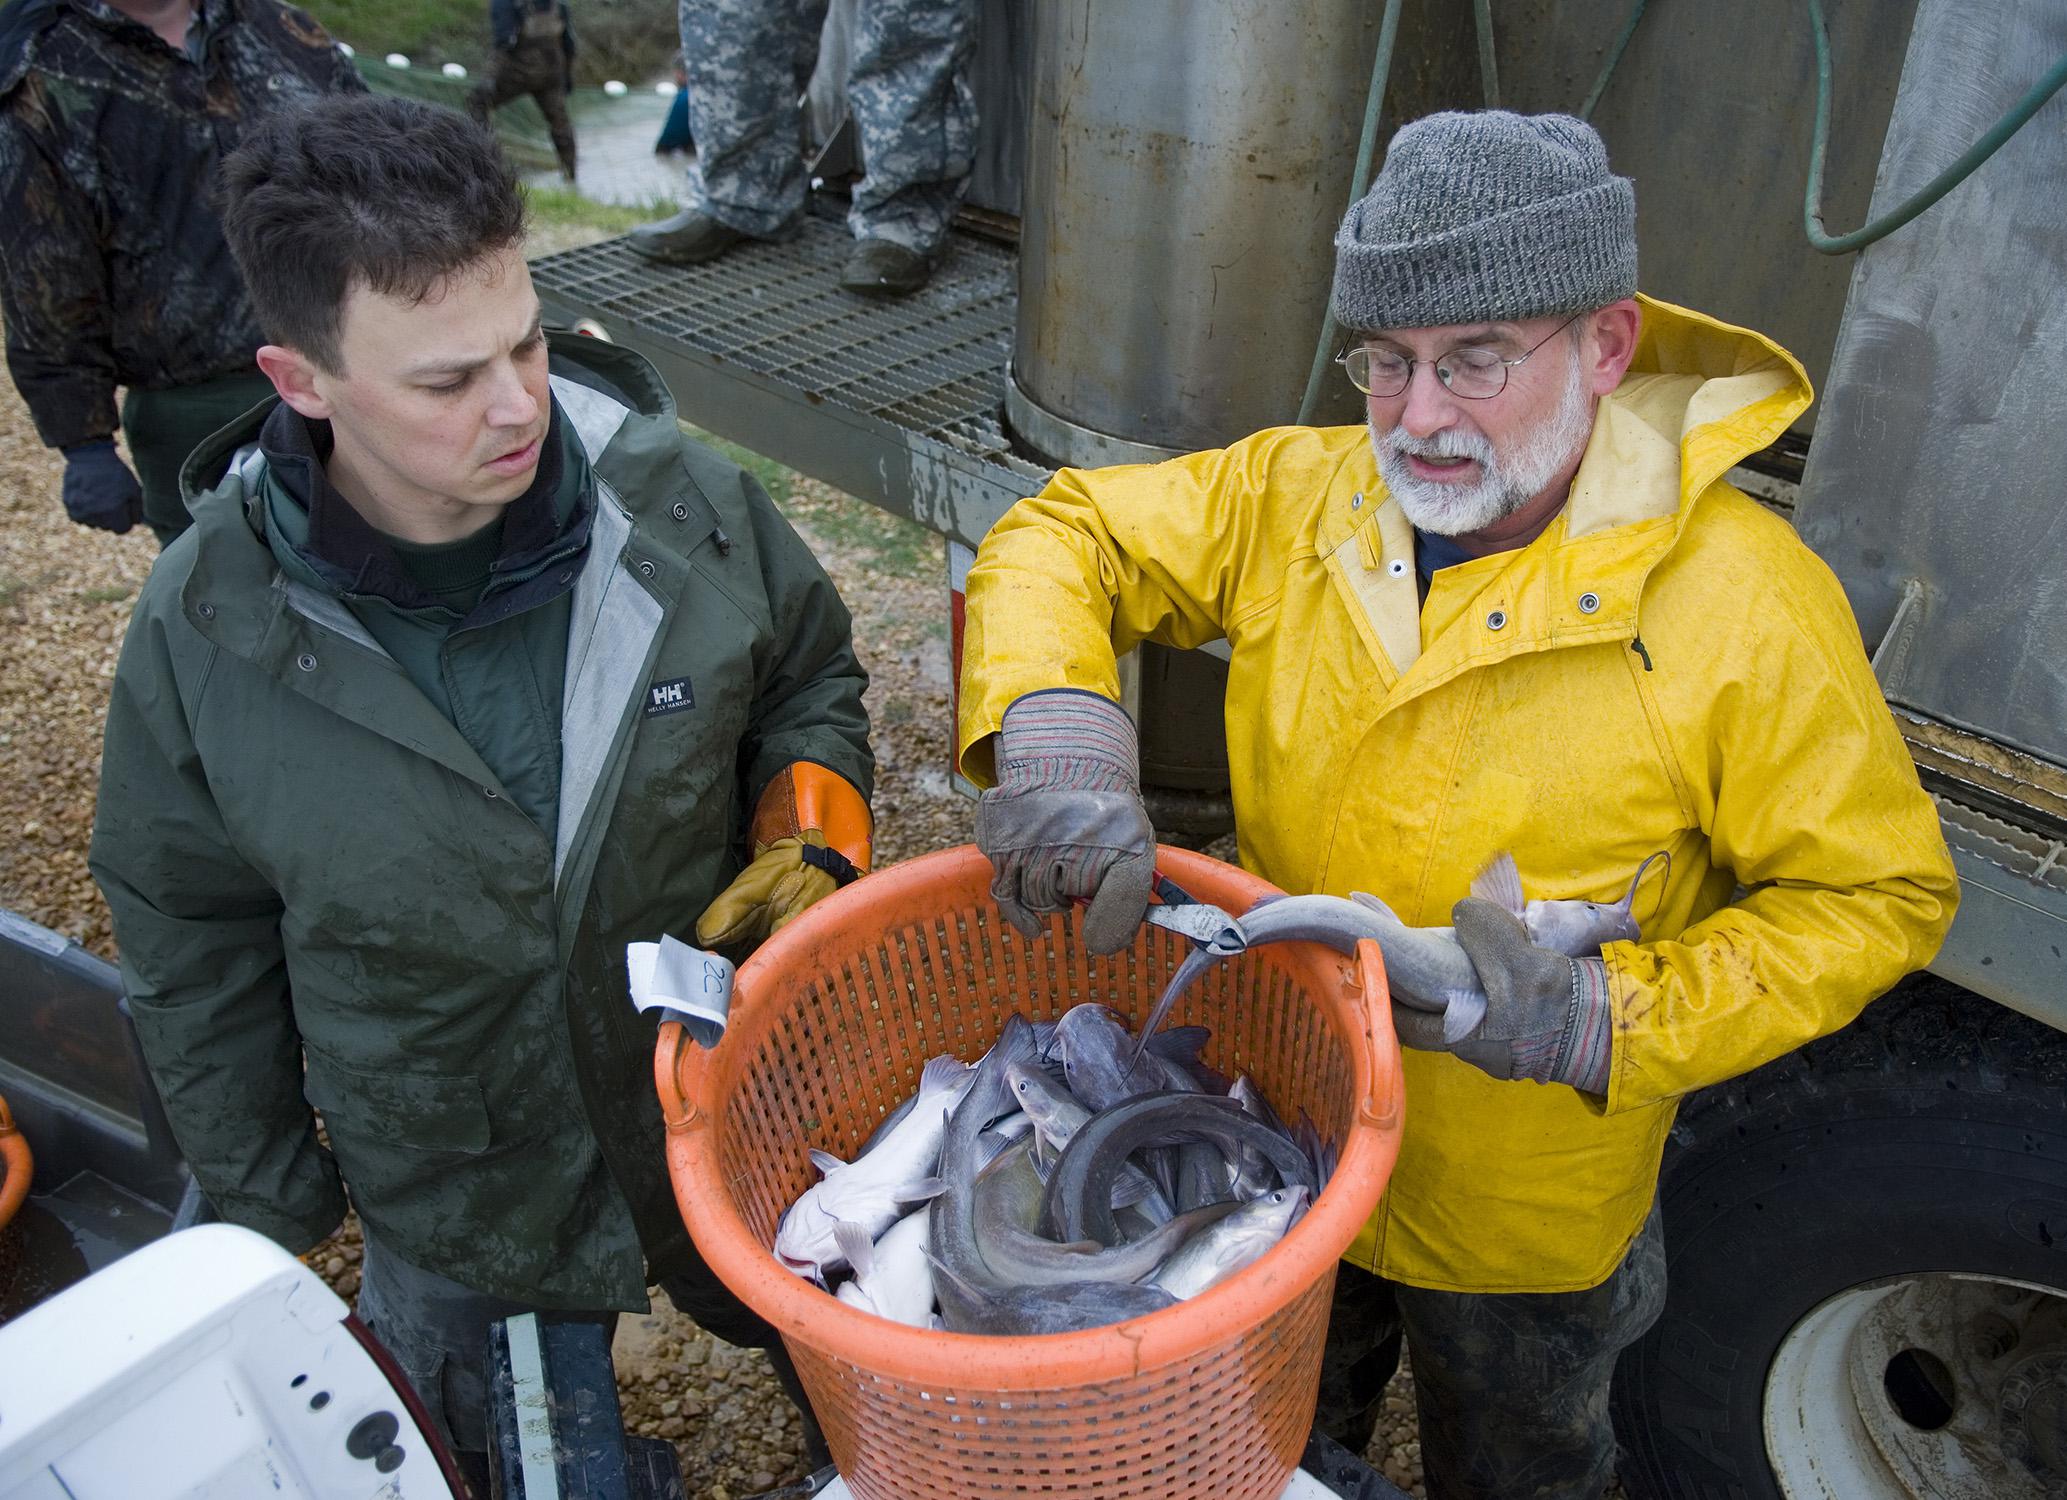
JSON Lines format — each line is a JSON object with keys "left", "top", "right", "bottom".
{"left": 677, "top": 0, "right": 977, "bottom": 252}
{"left": 468, "top": 38, "right": 577, "bottom": 180}
{"left": 1315, "top": 1200, "right": 1668, "bottom": 1500}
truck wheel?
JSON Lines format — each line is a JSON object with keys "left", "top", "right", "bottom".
{"left": 1614, "top": 974, "right": 2067, "bottom": 1499}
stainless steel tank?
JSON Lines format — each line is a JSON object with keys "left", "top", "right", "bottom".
{"left": 1008, "top": 0, "right": 1380, "bottom": 465}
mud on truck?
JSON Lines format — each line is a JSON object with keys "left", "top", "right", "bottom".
{"left": 6, "top": 1, "right": 2067, "bottom": 1497}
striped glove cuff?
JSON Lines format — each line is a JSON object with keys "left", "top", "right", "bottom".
{"left": 996, "top": 689, "right": 1141, "bottom": 795}
{"left": 1553, "top": 957, "right": 1614, "bottom": 1097}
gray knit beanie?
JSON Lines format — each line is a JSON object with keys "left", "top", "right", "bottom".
{"left": 1331, "top": 111, "right": 1636, "bottom": 332}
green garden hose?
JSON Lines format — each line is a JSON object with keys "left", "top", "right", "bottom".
{"left": 1578, "top": 0, "right": 1649, "bottom": 123}
{"left": 1474, "top": 0, "right": 1502, "bottom": 108}
{"left": 1577, "top": 0, "right": 2067, "bottom": 256}
{"left": 1802, "top": 0, "right": 2067, "bottom": 254}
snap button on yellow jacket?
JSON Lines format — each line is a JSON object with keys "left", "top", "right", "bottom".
{"left": 957, "top": 296, "right": 1959, "bottom": 1293}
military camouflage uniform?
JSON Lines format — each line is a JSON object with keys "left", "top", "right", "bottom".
{"left": 678, "top": 0, "right": 977, "bottom": 253}
{"left": 468, "top": 0, "right": 576, "bottom": 182}
{"left": 0, "top": 0, "right": 362, "bottom": 537}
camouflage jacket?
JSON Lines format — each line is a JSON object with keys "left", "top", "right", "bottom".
{"left": 0, "top": 0, "right": 362, "bottom": 451}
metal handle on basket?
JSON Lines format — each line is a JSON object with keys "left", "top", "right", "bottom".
{"left": 1350, "top": 938, "right": 1403, "bottom": 1129}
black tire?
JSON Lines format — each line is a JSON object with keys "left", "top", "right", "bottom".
{"left": 1613, "top": 973, "right": 2067, "bottom": 1499}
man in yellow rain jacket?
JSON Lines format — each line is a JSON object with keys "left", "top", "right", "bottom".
{"left": 958, "top": 111, "right": 1958, "bottom": 1498}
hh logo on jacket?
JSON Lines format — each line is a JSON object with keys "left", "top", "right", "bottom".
{"left": 645, "top": 677, "right": 695, "bottom": 717}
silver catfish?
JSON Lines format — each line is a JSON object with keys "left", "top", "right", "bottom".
{"left": 925, "top": 1251, "right": 1181, "bottom": 1335}
{"left": 929, "top": 1014, "right": 1046, "bottom": 1331}
{"left": 1006, "top": 1060, "right": 1174, "bottom": 1224}
{"left": 1052, "top": 1003, "right": 1207, "bottom": 1109}
{"left": 832, "top": 1207, "right": 938, "bottom": 1329}
{"left": 774, "top": 1052, "right": 973, "bottom": 1282}
{"left": 970, "top": 1137, "right": 1241, "bottom": 1287}
{"left": 1132, "top": 851, "right": 1668, "bottom": 1063}
{"left": 1151, "top": 1184, "right": 1311, "bottom": 1300}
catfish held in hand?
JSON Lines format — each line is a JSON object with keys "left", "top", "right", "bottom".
{"left": 1132, "top": 850, "right": 1669, "bottom": 1064}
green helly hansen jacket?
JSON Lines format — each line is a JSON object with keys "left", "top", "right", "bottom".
{"left": 90, "top": 335, "right": 872, "bottom": 1308}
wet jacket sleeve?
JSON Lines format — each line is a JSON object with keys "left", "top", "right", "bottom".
{"left": 731, "top": 468, "right": 874, "bottom": 814}
{"left": 88, "top": 608, "right": 347, "bottom": 1251}
{"left": 1601, "top": 542, "right": 1960, "bottom": 1114}
{"left": 957, "top": 429, "right": 1313, "bottom": 784}
{"left": 0, "top": 107, "right": 118, "bottom": 450}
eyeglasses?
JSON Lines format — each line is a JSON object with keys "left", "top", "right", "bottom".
{"left": 1338, "top": 313, "right": 1582, "bottom": 400}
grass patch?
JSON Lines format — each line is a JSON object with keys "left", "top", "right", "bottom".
{"left": 787, "top": 490, "right": 936, "bottom": 576}
{"left": 304, "top": 1, "right": 677, "bottom": 89}
{"left": 80, "top": 586, "right": 132, "bottom": 605}
{"left": 677, "top": 424, "right": 939, "bottom": 577}
{"left": 524, "top": 184, "right": 675, "bottom": 237}
{"left": 681, "top": 424, "right": 792, "bottom": 506}
{"left": 0, "top": 575, "right": 27, "bottom": 609}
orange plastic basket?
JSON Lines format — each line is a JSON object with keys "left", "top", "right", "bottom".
{"left": 656, "top": 845, "right": 1403, "bottom": 1500}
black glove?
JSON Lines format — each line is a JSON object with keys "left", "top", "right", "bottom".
{"left": 60, "top": 440, "right": 144, "bottom": 534}
{"left": 1393, "top": 897, "right": 1615, "bottom": 1095}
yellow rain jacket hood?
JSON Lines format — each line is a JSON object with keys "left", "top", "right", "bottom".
{"left": 958, "top": 296, "right": 1958, "bottom": 1292}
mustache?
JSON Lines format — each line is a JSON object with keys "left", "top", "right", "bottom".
{"left": 1377, "top": 424, "right": 1496, "bottom": 466}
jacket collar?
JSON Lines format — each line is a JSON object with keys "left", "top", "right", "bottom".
{"left": 255, "top": 399, "right": 587, "bottom": 613}
{"left": 1313, "top": 294, "right": 1812, "bottom": 699}
{"left": 176, "top": 336, "right": 724, "bottom": 658}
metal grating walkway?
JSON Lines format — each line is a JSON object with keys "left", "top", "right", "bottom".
{"left": 530, "top": 217, "right": 1054, "bottom": 539}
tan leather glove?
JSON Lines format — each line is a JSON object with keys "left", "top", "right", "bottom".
{"left": 696, "top": 764, "right": 871, "bottom": 950}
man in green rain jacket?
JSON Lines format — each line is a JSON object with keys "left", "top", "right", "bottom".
{"left": 87, "top": 94, "right": 872, "bottom": 1477}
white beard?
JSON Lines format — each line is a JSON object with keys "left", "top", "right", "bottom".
{"left": 1370, "top": 343, "right": 1597, "bottom": 537}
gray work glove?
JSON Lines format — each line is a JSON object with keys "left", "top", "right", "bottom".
{"left": 1393, "top": 897, "right": 1615, "bottom": 1095}
{"left": 975, "top": 689, "right": 1155, "bottom": 955}
{"left": 59, "top": 439, "right": 143, "bottom": 534}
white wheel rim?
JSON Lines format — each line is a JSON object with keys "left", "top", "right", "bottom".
{"left": 1765, "top": 1272, "right": 2067, "bottom": 1498}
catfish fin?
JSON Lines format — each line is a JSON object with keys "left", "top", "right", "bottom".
{"left": 832, "top": 1220, "right": 876, "bottom": 1281}
{"left": 1350, "top": 890, "right": 1405, "bottom": 924}
{"left": 807, "top": 1148, "right": 847, "bottom": 1177}
{"left": 922, "top": 1247, "right": 985, "bottom": 1303}
{"left": 1471, "top": 852, "right": 1526, "bottom": 915}
{"left": 896, "top": 1176, "right": 949, "bottom": 1203}
{"left": 919, "top": 1053, "right": 973, "bottom": 1096}
{"left": 1146, "top": 1024, "right": 1212, "bottom": 1064}
{"left": 1107, "top": 1166, "right": 1152, "bottom": 1209}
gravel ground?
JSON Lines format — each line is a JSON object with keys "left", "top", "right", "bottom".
{"left": 0, "top": 214, "right": 1450, "bottom": 1496}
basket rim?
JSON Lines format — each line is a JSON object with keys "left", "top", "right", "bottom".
{"left": 658, "top": 844, "right": 1403, "bottom": 1387}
